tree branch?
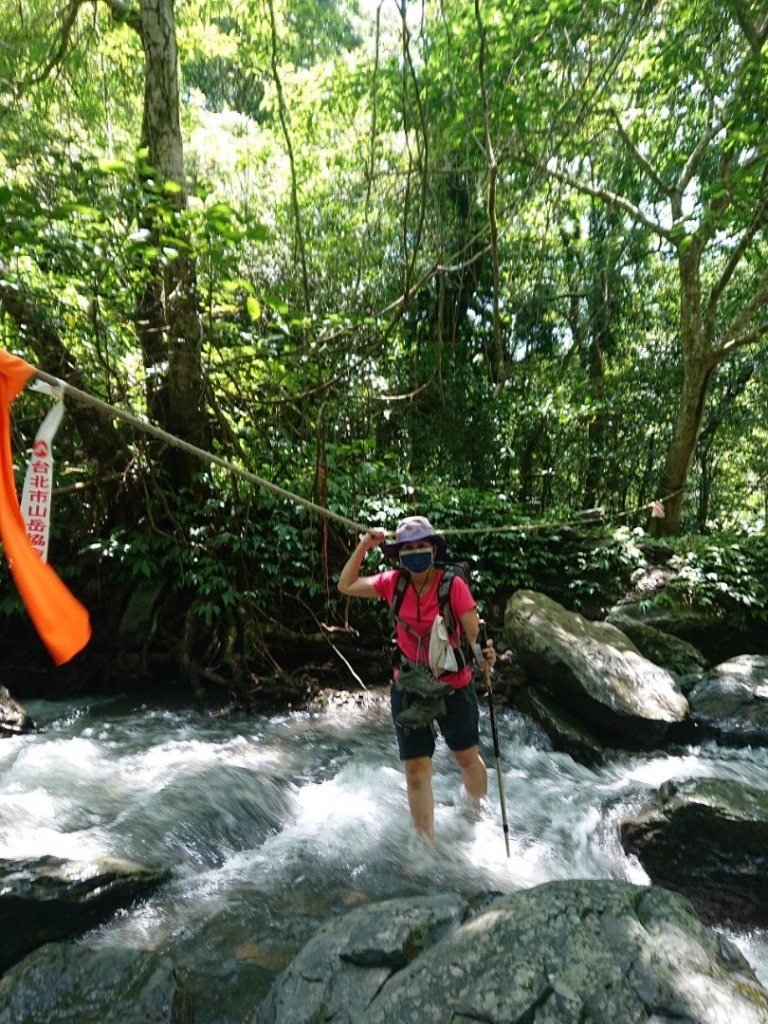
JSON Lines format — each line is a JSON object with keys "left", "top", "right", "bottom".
{"left": 704, "top": 196, "right": 768, "bottom": 341}
{"left": 23, "top": 0, "right": 141, "bottom": 88}
{"left": 719, "top": 319, "right": 768, "bottom": 356}
{"left": 674, "top": 114, "right": 725, "bottom": 199}
{"left": 398, "top": 0, "right": 430, "bottom": 305}
{"left": 536, "top": 159, "right": 671, "bottom": 239}
{"left": 715, "top": 265, "right": 768, "bottom": 359}
{"left": 267, "top": 0, "right": 310, "bottom": 315}
{"left": 730, "top": 0, "right": 768, "bottom": 54}
{"left": 610, "top": 111, "right": 671, "bottom": 197}
{"left": 677, "top": 33, "right": 763, "bottom": 214}
{"left": 25, "top": 0, "right": 83, "bottom": 86}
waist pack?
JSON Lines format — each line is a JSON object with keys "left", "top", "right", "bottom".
{"left": 396, "top": 661, "right": 450, "bottom": 700}
{"left": 394, "top": 661, "right": 453, "bottom": 730}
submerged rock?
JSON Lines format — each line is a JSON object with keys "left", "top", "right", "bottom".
{"left": 620, "top": 776, "right": 768, "bottom": 927}
{"left": 255, "top": 880, "right": 768, "bottom": 1023}
{"left": 0, "top": 855, "right": 169, "bottom": 972}
{"left": 505, "top": 590, "right": 688, "bottom": 749}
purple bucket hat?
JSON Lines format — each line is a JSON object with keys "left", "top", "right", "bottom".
{"left": 381, "top": 515, "right": 449, "bottom": 561}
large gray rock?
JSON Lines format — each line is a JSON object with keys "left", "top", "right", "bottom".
{"left": 621, "top": 777, "right": 768, "bottom": 927}
{"left": 608, "top": 598, "right": 766, "bottom": 661}
{"left": 688, "top": 655, "right": 768, "bottom": 746}
{"left": 0, "top": 943, "right": 193, "bottom": 1024}
{"left": 0, "top": 856, "right": 169, "bottom": 972}
{"left": 505, "top": 590, "right": 688, "bottom": 748}
{"left": 255, "top": 881, "right": 768, "bottom": 1024}
{"left": 256, "top": 894, "right": 466, "bottom": 1024}
{"left": 606, "top": 611, "right": 708, "bottom": 680}
{"left": 0, "top": 687, "right": 34, "bottom": 738}
{"left": 512, "top": 686, "right": 606, "bottom": 765}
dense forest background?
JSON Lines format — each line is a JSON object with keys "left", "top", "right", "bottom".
{"left": 1, "top": 0, "right": 766, "bottom": 701}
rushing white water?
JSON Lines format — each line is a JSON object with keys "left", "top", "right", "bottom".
{"left": 2, "top": 691, "right": 767, "bottom": 1023}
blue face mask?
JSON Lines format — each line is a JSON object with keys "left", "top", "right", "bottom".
{"left": 399, "top": 547, "right": 434, "bottom": 575}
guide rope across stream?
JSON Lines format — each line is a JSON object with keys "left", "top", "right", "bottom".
{"left": 28, "top": 361, "right": 681, "bottom": 542}
{"left": 29, "top": 365, "right": 369, "bottom": 536}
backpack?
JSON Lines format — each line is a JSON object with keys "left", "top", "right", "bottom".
{"left": 388, "top": 561, "right": 473, "bottom": 674}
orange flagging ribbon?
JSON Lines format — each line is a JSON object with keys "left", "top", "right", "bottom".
{"left": 0, "top": 350, "right": 91, "bottom": 664}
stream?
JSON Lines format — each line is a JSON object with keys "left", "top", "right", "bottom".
{"left": 2, "top": 689, "right": 768, "bottom": 1023}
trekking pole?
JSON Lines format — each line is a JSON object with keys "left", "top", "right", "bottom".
{"left": 479, "top": 620, "right": 510, "bottom": 858}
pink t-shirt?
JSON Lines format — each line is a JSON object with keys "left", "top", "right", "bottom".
{"left": 370, "top": 568, "right": 476, "bottom": 688}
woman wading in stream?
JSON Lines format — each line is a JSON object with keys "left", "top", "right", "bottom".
{"left": 338, "top": 516, "right": 496, "bottom": 842}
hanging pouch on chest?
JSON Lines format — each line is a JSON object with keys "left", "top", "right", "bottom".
{"left": 428, "top": 614, "right": 459, "bottom": 677}
{"left": 396, "top": 661, "right": 449, "bottom": 700}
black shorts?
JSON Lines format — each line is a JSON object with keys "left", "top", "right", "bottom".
{"left": 390, "top": 680, "right": 480, "bottom": 761}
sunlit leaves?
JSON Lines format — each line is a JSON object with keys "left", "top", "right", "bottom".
{"left": 0, "top": 0, "right": 765, "bottom": 552}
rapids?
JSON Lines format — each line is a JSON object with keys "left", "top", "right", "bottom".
{"left": 1, "top": 691, "right": 767, "bottom": 1023}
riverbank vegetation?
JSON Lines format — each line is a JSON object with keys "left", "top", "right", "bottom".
{"left": 1, "top": 0, "right": 766, "bottom": 699}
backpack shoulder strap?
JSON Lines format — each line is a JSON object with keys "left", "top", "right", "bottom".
{"left": 437, "top": 568, "right": 458, "bottom": 637}
{"left": 388, "top": 570, "right": 409, "bottom": 632}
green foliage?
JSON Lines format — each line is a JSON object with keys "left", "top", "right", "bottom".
{"left": 657, "top": 530, "right": 768, "bottom": 628}
{"left": 83, "top": 478, "right": 333, "bottom": 630}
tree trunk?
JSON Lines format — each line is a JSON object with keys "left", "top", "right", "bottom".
{"left": 137, "top": 0, "right": 208, "bottom": 491}
{"left": 652, "top": 247, "right": 717, "bottom": 536}
{"left": 697, "top": 447, "right": 713, "bottom": 533}
{"left": 583, "top": 315, "right": 606, "bottom": 510}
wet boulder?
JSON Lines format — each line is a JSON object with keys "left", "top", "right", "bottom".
{"left": 505, "top": 590, "right": 688, "bottom": 749}
{"left": 0, "top": 855, "right": 170, "bottom": 972}
{"left": 0, "top": 687, "right": 34, "bottom": 738}
{"left": 620, "top": 777, "right": 768, "bottom": 928}
{"left": 255, "top": 880, "right": 768, "bottom": 1024}
{"left": 606, "top": 598, "right": 767, "bottom": 661}
{"left": 0, "top": 943, "right": 193, "bottom": 1024}
{"left": 512, "top": 686, "right": 606, "bottom": 765}
{"left": 688, "top": 655, "right": 768, "bottom": 746}
{"left": 606, "top": 611, "right": 708, "bottom": 681}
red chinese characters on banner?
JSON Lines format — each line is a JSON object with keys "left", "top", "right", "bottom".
{"left": 21, "top": 397, "right": 64, "bottom": 564}
{"left": 24, "top": 449, "right": 53, "bottom": 554}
